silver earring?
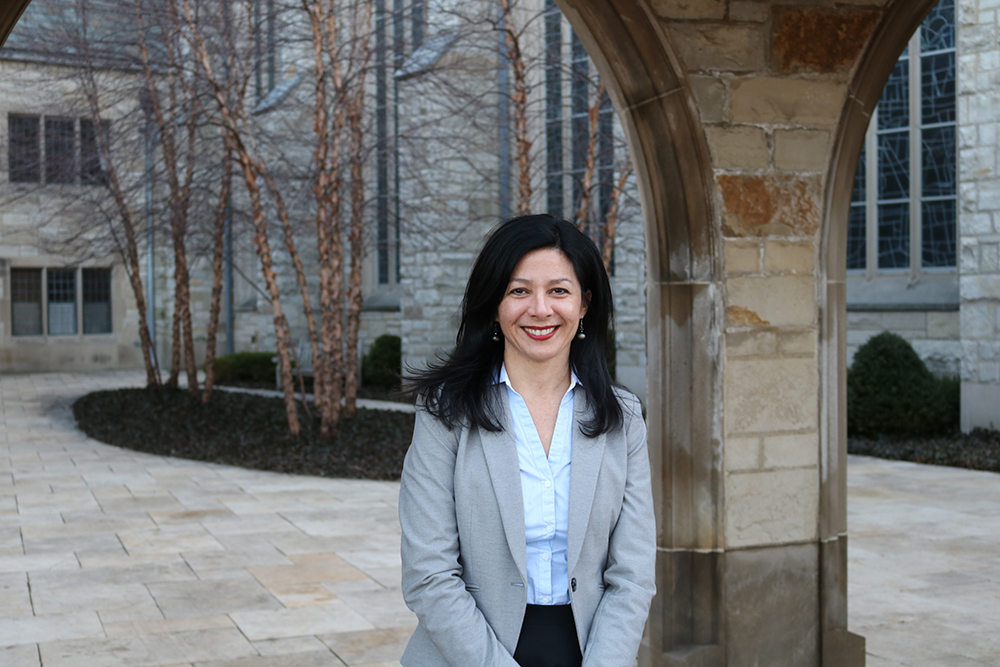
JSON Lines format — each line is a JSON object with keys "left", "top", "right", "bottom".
{"left": 577, "top": 321, "right": 586, "bottom": 340}
{"left": 492, "top": 323, "right": 500, "bottom": 342}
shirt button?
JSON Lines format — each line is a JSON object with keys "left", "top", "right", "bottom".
{"left": 544, "top": 480, "right": 552, "bottom": 488}
{"left": 546, "top": 525, "right": 553, "bottom": 533}
{"left": 542, "top": 553, "right": 550, "bottom": 561}
{"left": 542, "top": 596, "right": 551, "bottom": 603}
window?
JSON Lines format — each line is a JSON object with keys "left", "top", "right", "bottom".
{"left": 80, "top": 119, "right": 108, "bottom": 185}
{"left": 9, "top": 114, "right": 40, "bottom": 183}
{"left": 9, "top": 267, "right": 113, "bottom": 337}
{"left": 6, "top": 114, "right": 108, "bottom": 186}
{"left": 11, "top": 268, "right": 42, "bottom": 336}
{"left": 253, "top": 0, "right": 277, "bottom": 101}
{"left": 45, "top": 118, "right": 76, "bottom": 185}
{"left": 849, "top": 0, "right": 956, "bottom": 275}
{"left": 83, "top": 268, "right": 112, "bottom": 334}
{"left": 47, "top": 269, "right": 77, "bottom": 336}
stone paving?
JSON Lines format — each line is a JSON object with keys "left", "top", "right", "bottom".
{"left": 0, "top": 371, "right": 411, "bottom": 667}
{"left": 849, "top": 456, "right": 1000, "bottom": 666}
{"left": 1, "top": 371, "right": 999, "bottom": 666}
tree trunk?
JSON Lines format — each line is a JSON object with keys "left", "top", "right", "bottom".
{"left": 202, "top": 143, "right": 232, "bottom": 403}
{"left": 499, "top": 0, "right": 531, "bottom": 214}
{"left": 575, "top": 82, "right": 604, "bottom": 236}
{"left": 601, "top": 155, "right": 631, "bottom": 275}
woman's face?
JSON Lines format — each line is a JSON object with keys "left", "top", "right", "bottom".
{"left": 496, "top": 247, "right": 589, "bottom": 371}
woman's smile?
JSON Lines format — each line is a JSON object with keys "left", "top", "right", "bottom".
{"left": 522, "top": 325, "right": 559, "bottom": 340}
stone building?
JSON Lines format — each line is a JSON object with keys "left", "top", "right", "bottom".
{"left": 3, "top": 0, "right": 1000, "bottom": 665}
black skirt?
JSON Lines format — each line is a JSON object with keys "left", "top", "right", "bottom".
{"left": 513, "top": 604, "right": 583, "bottom": 667}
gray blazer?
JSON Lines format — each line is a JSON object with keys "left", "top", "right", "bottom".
{"left": 398, "top": 386, "right": 656, "bottom": 667}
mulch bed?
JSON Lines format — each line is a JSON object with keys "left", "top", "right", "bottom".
{"left": 849, "top": 428, "right": 1000, "bottom": 473}
{"left": 73, "top": 387, "right": 415, "bottom": 480}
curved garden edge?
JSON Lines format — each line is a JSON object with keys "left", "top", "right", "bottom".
{"left": 73, "top": 387, "right": 415, "bottom": 481}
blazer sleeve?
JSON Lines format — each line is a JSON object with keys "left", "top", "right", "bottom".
{"left": 582, "top": 394, "right": 657, "bottom": 667}
{"left": 398, "top": 407, "right": 520, "bottom": 667}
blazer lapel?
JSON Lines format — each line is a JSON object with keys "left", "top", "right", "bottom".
{"left": 567, "top": 391, "right": 606, "bottom": 576}
{"left": 479, "top": 388, "right": 528, "bottom": 582}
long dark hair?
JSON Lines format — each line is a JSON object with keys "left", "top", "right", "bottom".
{"left": 408, "top": 214, "right": 623, "bottom": 437}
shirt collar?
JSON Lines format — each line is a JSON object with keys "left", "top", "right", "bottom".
{"left": 495, "top": 363, "right": 581, "bottom": 391}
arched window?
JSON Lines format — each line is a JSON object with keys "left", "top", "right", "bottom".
{"left": 849, "top": 0, "right": 956, "bottom": 280}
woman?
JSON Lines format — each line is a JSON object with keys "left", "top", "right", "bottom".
{"left": 399, "top": 214, "right": 656, "bottom": 667}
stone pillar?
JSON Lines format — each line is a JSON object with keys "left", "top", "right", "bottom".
{"left": 958, "top": 0, "right": 1000, "bottom": 431}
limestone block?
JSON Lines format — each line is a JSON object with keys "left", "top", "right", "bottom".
{"left": 773, "top": 129, "right": 830, "bottom": 171}
{"left": 961, "top": 145, "right": 996, "bottom": 178}
{"left": 911, "top": 340, "right": 962, "bottom": 377}
{"left": 846, "top": 328, "right": 877, "bottom": 346}
{"left": 726, "top": 329, "right": 777, "bottom": 356}
{"left": 847, "top": 311, "right": 882, "bottom": 328}
{"left": 978, "top": 178, "right": 1000, "bottom": 211}
{"left": 763, "top": 433, "right": 818, "bottom": 469}
{"left": 961, "top": 302, "right": 995, "bottom": 338}
{"left": 772, "top": 7, "right": 880, "bottom": 74}
{"left": 726, "top": 275, "right": 817, "bottom": 327}
{"left": 960, "top": 182, "right": 978, "bottom": 214}
{"left": 689, "top": 76, "right": 727, "bottom": 124}
{"left": 959, "top": 124, "right": 977, "bottom": 150}
{"left": 881, "top": 311, "right": 927, "bottom": 331}
{"left": 667, "top": 24, "right": 766, "bottom": 73}
{"left": 730, "top": 2, "right": 768, "bottom": 22}
{"left": 718, "top": 174, "right": 822, "bottom": 237}
{"left": 705, "top": 126, "right": 770, "bottom": 169}
{"left": 980, "top": 362, "right": 1000, "bottom": 383}
{"left": 725, "top": 468, "right": 819, "bottom": 547}
{"left": 724, "top": 357, "right": 819, "bottom": 434}
{"left": 649, "top": 0, "right": 724, "bottom": 20}
{"left": 778, "top": 330, "right": 816, "bottom": 356}
{"left": 730, "top": 78, "right": 846, "bottom": 127}
{"left": 928, "top": 311, "right": 961, "bottom": 339}
{"left": 981, "top": 243, "right": 1000, "bottom": 272}
{"left": 962, "top": 238, "right": 981, "bottom": 274}
{"left": 961, "top": 274, "right": 1000, "bottom": 300}
{"left": 724, "top": 240, "right": 761, "bottom": 273}
{"left": 725, "top": 436, "right": 761, "bottom": 471}
{"left": 764, "top": 240, "right": 813, "bottom": 274}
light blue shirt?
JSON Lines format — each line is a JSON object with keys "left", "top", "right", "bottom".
{"left": 497, "top": 364, "right": 578, "bottom": 606}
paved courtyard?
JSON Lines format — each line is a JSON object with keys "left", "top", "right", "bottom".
{"left": 0, "top": 371, "right": 998, "bottom": 666}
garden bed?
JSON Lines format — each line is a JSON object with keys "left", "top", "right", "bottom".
{"left": 73, "top": 387, "right": 415, "bottom": 480}
{"left": 849, "top": 428, "right": 1000, "bottom": 473}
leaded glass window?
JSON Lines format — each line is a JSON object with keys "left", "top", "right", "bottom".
{"left": 47, "top": 268, "right": 77, "bottom": 336}
{"left": 848, "top": 0, "right": 956, "bottom": 274}
{"left": 83, "top": 268, "right": 112, "bottom": 334}
{"left": 11, "top": 268, "right": 42, "bottom": 336}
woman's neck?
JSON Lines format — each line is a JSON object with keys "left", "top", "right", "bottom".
{"left": 503, "top": 354, "right": 572, "bottom": 399}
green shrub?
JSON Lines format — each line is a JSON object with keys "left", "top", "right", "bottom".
{"left": 211, "top": 351, "right": 276, "bottom": 385}
{"left": 362, "top": 334, "right": 401, "bottom": 391}
{"left": 847, "top": 332, "right": 957, "bottom": 437}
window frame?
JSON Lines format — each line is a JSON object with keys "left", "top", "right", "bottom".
{"left": 6, "top": 113, "right": 108, "bottom": 187}
{"left": 847, "top": 0, "right": 957, "bottom": 309}
{"left": 8, "top": 266, "right": 114, "bottom": 338}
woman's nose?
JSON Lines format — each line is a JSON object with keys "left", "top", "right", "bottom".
{"left": 527, "top": 293, "right": 552, "bottom": 316}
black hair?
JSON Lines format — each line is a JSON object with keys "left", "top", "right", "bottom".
{"left": 407, "top": 214, "right": 623, "bottom": 437}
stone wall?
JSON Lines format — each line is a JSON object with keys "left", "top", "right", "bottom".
{"left": 847, "top": 309, "right": 961, "bottom": 376}
{"left": 958, "top": 0, "right": 1000, "bottom": 430}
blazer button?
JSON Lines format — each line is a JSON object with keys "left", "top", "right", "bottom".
{"left": 571, "top": 578, "right": 577, "bottom": 592}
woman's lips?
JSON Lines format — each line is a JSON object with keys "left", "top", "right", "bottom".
{"left": 522, "top": 325, "right": 558, "bottom": 341}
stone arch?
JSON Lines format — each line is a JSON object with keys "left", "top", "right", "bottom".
{"left": 818, "top": 0, "right": 939, "bottom": 655}
{"left": 555, "top": 0, "right": 724, "bottom": 662}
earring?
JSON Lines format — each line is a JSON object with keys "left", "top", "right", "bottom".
{"left": 492, "top": 323, "right": 501, "bottom": 342}
{"left": 577, "top": 321, "right": 586, "bottom": 340}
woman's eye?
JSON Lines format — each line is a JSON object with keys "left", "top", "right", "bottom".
{"left": 551, "top": 288, "right": 569, "bottom": 295}
{"left": 510, "top": 288, "right": 526, "bottom": 295}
